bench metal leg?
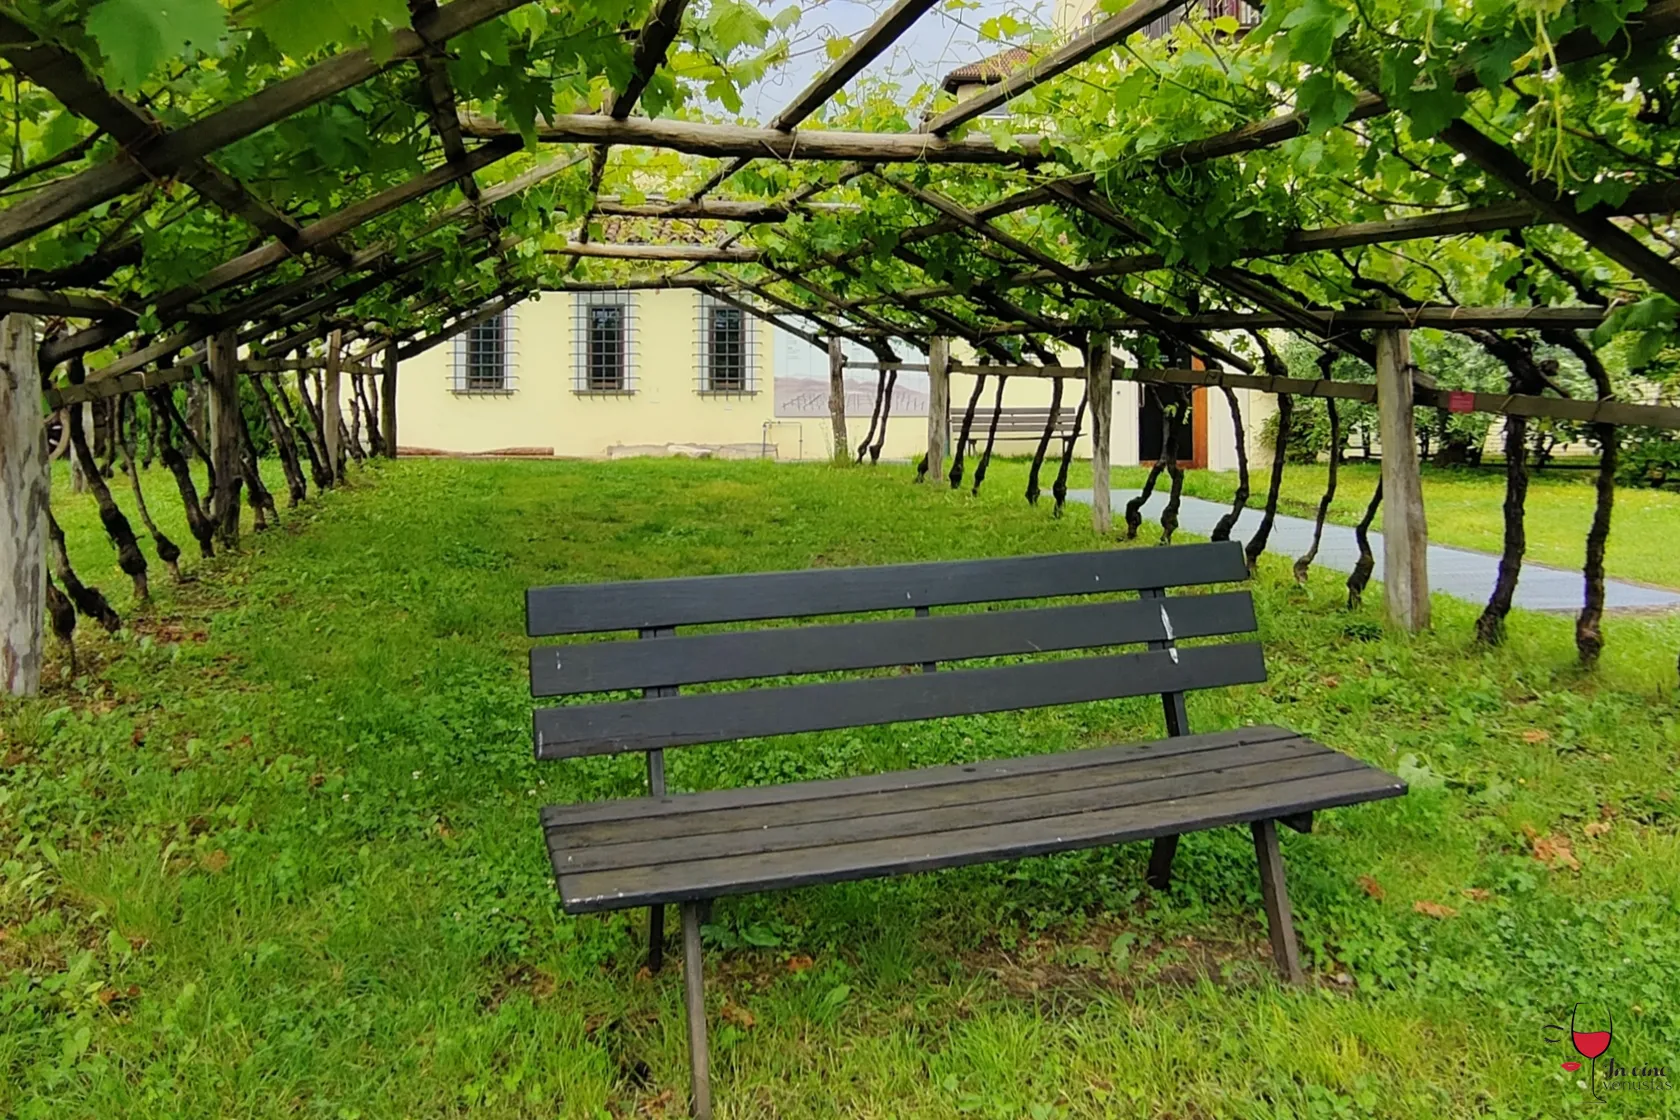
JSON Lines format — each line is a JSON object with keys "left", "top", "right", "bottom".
{"left": 1145, "top": 834, "right": 1179, "bottom": 890}
{"left": 681, "top": 900, "right": 712, "bottom": 1119}
{"left": 647, "top": 905, "right": 665, "bottom": 973}
{"left": 1250, "top": 820, "right": 1305, "bottom": 984}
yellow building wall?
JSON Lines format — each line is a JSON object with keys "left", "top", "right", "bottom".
{"left": 397, "top": 290, "right": 797, "bottom": 459}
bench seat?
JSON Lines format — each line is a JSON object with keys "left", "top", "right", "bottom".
{"left": 544, "top": 724, "right": 1404, "bottom": 914}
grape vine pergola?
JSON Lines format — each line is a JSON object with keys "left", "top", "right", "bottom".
{"left": 2, "top": 0, "right": 1679, "bottom": 703}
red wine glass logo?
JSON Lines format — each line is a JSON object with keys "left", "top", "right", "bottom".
{"left": 1545, "top": 1003, "right": 1612, "bottom": 1100}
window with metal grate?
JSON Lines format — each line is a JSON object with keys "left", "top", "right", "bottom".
{"left": 450, "top": 310, "right": 517, "bottom": 394}
{"left": 573, "top": 291, "right": 638, "bottom": 394}
{"left": 695, "top": 294, "right": 758, "bottom": 395}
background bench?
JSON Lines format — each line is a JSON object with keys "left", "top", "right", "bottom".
{"left": 950, "top": 405, "right": 1075, "bottom": 451}
{"left": 524, "top": 543, "right": 1404, "bottom": 1117}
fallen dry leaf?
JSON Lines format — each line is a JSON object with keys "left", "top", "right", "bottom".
{"left": 201, "top": 850, "right": 229, "bottom": 874}
{"left": 1583, "top": 821, "right": 1611, "bottom": 838}
{"left": 720, "top": 1002, "right": 755, "bottom": 1029}
{"left": 1413, "top": 899, "right": 1459, "bottom": 919}
{"left": 1531, "top": 832, "right": 1581, "bottom": 870}
{"left": 785, "top": 954, "right": 814, "bottom": 973}
{"left": 1522, "top": 729, "right": 1550, "bottom": 744}
{"left": 1461, "top": 888, "right": 1493, "bottom": 902}
{"left": 633, "top": 966, "right": 652, "bottom": 982}
{"left": 1357, "top": 875, "right": 1386, "bottom": 900}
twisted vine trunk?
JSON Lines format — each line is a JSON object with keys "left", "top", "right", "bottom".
{"left": 46, "top": 508, "right": 120, "bottom": 632}
{"left": 1244, "top": 393, "right": 1293, "bottom": 572}
{"left": 44, "top": 571, "right": 77, "bottom": 677}
{"left": 1475, "top": 414, "right": 1529, "bottom": 645}
{"left": 236, "top": 406, "right": 277, "bottom": 531}
{"left": 948, "top": 372, "right": 987, "bottom": 489}
{"left": 1051, "top": 390, "right": 1089, "bottom": 517}
{"left": 148, "top": 388, "right": 216, "bottom": 559}
{"left": 1294, "top": 397, "right": 1341, "bottom": 583}
{"left": 857, "top": 371, "right": 887, "bottom": 464}
{"left": 362, "top": 373, "right": 385, "bottom": 457}
{"left": 118, "top": 397, "right": 181, "bottom": 581}
{"left": 868, "top": 370, "right": 895, "bottom": 464}
{"left": 971, "top": 376, "right": 1008, "bottom": 495}
{"left": 1125, "top": 386, "right": 1175, "bottom": 540}
{"left": 1210, "top": 386, "right": 1249, "bottom": 542}
{"left": 251, "top": 376, "right": 308, "bottom": 506}
{"left": 1544, "top": 330, "right": 1618, "bottom": 667}
{"left": 1346, "top": 479, "right": 1383, "bottom": 609}
{"left": 283, "top": 376, "right": 331, "bottom": 490}
{"left": 1025, "top": 376, "right": 1064, "bottom": 506}
{"left": 66, "top": 362, "right": 149, "bottom": 601}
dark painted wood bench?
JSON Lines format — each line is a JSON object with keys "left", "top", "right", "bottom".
{"left": 951, "top": 405, "right": 1075, "bottom": 451}
{"left": 524, "top": 543, "right": 1405, "bottom": 1117}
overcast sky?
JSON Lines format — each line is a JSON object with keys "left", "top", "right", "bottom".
{"left": 737, "top": 0, "right": 1046, "bottom": 121}
{"left": 727, "top": 0, "right": 1051, "bottom": 383}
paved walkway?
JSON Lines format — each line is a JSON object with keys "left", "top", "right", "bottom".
{"left": 1067, "top": 488, "right": 1680, "bottom": 612}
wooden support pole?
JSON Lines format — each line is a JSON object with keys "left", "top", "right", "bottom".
{"left": 206, "top": 328, "right": 242, "bottom": 549}
{"left": 827, "top": 336, "right": 849, "bottom": 463}
{"left": 681, "top": 900, "right": 712, "bottom": 1119}
{"left": 926, "top": 336, "right": 951, "bottom": 483}
{"left": 1375, "top": 328, "right": 1430, "bottom": 632}
{"left": 381, "top": 339, "right": 398, "bottom": 459}
{"left": 324, "top": 329, "right": 345, "bottom": 481}
{"left": 1087, "top": 333, "right": 1113, "bottom": 534}
{"left": 1, "top": 314, "right": 45, "bottom": 696}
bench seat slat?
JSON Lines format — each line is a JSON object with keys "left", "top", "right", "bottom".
{"left": 542, "top": 725, "right": 1301, "bottom": 829}
{"left": 535, "top": 643, "right": 1267, "bottom": 759}
{"left": 553, "top": 739, "right": 1348, "bottom": 871}
{"left": 526, "top": 543, "right": 1247, "bottom": 636}
{"left": 549, "top": 748, "right": 1405, "bottom": 912}
{"left": 531, "top": 591, "right": 1257, "bottom": 696}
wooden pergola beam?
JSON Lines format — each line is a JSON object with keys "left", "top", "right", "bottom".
{"left": 699, "top": 284, "right": 826, "bottom": 351}
{"left": 0, "top": 288, "right": 128, "bottom": 320}
{"left": 876, "top": 172, "right": 1253, "bottom": 371}
{"left": 1155, "top": 0, "right": 1680, "bottom": 168}
{"left": 1437, "top": 119, "right": 1680, "bottom": 306}
{"left": 923, "top": 0, "right": 1192, "bottom": 136}
{"left": 0, "top": 0, "right": 534, "bottom": 254}
{"left": 0, "top": 13, "right": 349, "bottom": 264}
{"left": 460, "top": 113, "right": 1052, "bottom": 164}
{"left": 689, "top": 0, "right": 941, "bottom": 200}
{"left": 1126, "top": 364, "right": 1680, "bottom": 431}
{"left": 593, "top": 198, "right": 856, "bottom": 221}
{"left": 548, "top": 243, "right": 760, "bottom": 262}
{"left": 397, "top": 287, "right": 528, "bottom": 361}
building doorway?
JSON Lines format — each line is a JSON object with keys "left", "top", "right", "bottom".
{"left": 1138, "top": 384, "right": 1208, "bottom": 467}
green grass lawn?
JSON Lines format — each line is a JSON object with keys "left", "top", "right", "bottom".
{"left": 3, "top": 456, "right": 1679, "bottom": 1118}
{"left": 1061, "top": 458, "right": 1680, "bottom": 592}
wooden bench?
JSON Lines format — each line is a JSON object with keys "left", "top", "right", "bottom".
{"left": 951, "top": 405, "right": 1075, "bottom": 451}
{"left": 525, "top": 543, "right": 1405, "bottom": 1117}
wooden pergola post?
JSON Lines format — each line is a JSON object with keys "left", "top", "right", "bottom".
{"left": 381, "top": 339, "right": 398, "bottom": 459}
{"left": 1087, "top": 332, "right": 1113, "bottom": 533}
{"left": 1, "top": 314, "right": 46, "bottom": 696}
{"left": 207, "top": 327, "right": 242, "bottom": 548}
{"left": 926, "top": 335, "right": 950, "bottom": 482}
{"left": 324, "top": 329, "right": 345, "bottom": 481}
{"left": 827, "top": 335, "right": 849, "bottom": 463}
{"left": 1375, "top": 328, "right": 1430, "bottom": 631}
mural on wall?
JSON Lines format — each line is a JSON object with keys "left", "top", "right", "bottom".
{"left": 774, "top": 377, "right": 930, "bottom": 418}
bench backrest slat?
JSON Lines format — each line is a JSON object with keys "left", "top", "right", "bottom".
{"left": 526, "top": 544, "right": 1248, "bottom": 636}
{"left": 535, "top": 643, "right": 1265, "bottom": 760}
{"left": 532, "top": 590, "right": 1256, "bottom": 697}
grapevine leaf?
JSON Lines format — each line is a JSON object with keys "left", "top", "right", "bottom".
{"left": 85, "top": 0, "right": 228, "bottom": 90}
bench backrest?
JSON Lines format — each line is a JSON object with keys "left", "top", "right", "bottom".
{"left": 526, "top": 542, "right": 1260, "bottom": 763}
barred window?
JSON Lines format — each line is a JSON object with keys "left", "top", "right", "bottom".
{"left": 450, "top": 310, "right": 516, "bottom": 393}
{"left": 695, "top": 294, "right": 758, "bottom": 394}
{"left": 573, "top": 291, "right": 638, "bottom": 393}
